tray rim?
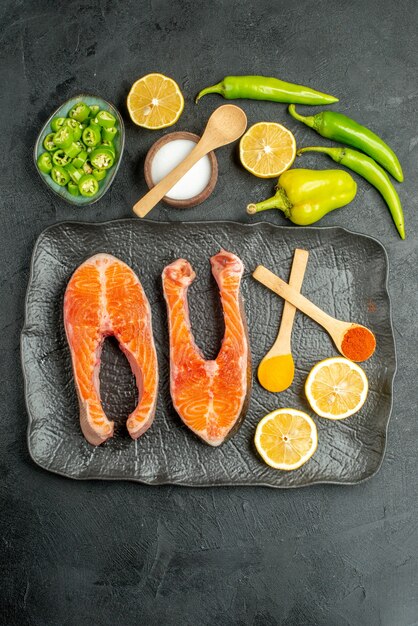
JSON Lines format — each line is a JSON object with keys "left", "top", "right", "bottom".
{"left": 21, "top": 219, "right": 397, "bottom": 488}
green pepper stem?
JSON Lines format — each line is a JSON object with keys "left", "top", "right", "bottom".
{"left": 195, "top": 82, "right": 224, "bottom": 103}
{"left": 247, "top": 188, "right": 291, "bottom": 216}
{"left": 297, "top": 145, "right": 344, "bottom": 163}
{"left": 288, "top": 104, "right": 316, "bottom": 129}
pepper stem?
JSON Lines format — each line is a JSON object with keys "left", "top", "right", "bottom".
{"left": 297, "top": 145, "right": 344, "bottom": 163}
{"left": 288, "top": 104, "right": 316, "bottom": 129}
{"left": 195, "top": 82, "right": 224, "bottom": 103}
{"left": 247, "top": 188, "right": 291, "bottom": 216}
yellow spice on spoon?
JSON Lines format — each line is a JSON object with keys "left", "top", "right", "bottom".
{"left": 258, "top": 353, "right": 295, "bottom": 393}
{"left": 257, "top": 249, "right": 309, "bottom": 393}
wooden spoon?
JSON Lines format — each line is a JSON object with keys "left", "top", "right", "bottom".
{"left": 133, "top": 105, "right": 248, "bottom": 218}
{"left": 257, "top": 249, "right": 309, "bottom": 392}
{"left": 253, "top": 265, "right": 376, "bottom": 362}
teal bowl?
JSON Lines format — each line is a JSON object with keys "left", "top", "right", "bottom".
{"left": 34, "top": 94, "right": 125, "bottom": 206}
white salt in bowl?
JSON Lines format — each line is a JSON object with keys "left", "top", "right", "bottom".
{"left": 144, "top": 131, "right": 218, "bottom": 209}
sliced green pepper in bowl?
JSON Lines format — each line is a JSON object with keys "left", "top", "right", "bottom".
{"left": 43, "top": 133, "right": 57, "bottom": 152}
{"left": 51, "top": 165, "right": 70, "bottom": 186}
{"left": 35, "top": 95, "right": 125, "bottom": 205}
{"left": 53, "top": 126, "right": 74, "bottom": 149}
{"left": 82, "top": 125, "right": 101, "bottom": 147}
{"left": 51, "top": 117, "right": 66, "bottom": 132}
{"left": 96, "top": 110, "right": 116, "bottom": 128}
{"left": 37, "top": 152, "right": 53, "bottom": 174}
{"left": 67, "top": 181, "right": 80, "bottom": 196}
{"left": 79, "top": 174, "right": 99, "bottom": 197}
{"left": 69, "top": 102, "right": 91, "bottom": 122}
{"left": 90, "top": 146, "right": 114, "bottom": 170}
{"left": 52, "top": 150, "right": 72, "bottom": 167}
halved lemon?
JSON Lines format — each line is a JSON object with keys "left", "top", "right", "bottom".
{"left": 254, "top": 408, "right": 317, "bottom": 470}
{"left": 239, "top": 122, "right": 296, "bottom": 178}
{"left": 305, "top": 357, "right": 368, "bottom": 420}
{"left": 127, "top": 73, "right": 184, "bottom": 129}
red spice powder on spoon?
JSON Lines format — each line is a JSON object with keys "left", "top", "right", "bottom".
{"left": 341, "top": 325, "right": 376, "bottom": 361}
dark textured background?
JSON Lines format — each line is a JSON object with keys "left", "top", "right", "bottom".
{"left": 1, "top": 1, "right": 417, "bottom": 624}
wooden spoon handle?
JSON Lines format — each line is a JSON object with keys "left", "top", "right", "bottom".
{"left": 253, "top": 264, "right": 345, "bottom": 333}
{"left": 277, "top": 249, "right": 309, "bottom": 344}
{"left": 133, "top": 143, "right": 207, "bottom": 218}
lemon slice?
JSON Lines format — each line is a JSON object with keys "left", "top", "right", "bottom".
{"left": 254, "top": 408, "right": 317, "bottom": 470}
{"left": 305, "top": 357, "right": 369, "bottom": 420}
{"left": 239, "top": 122, "right": 296, "bottom": 178}
{"left": 127, "top": 73, "right": 184, "bottom": 129}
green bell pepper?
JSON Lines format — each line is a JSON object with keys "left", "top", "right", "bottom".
{"left": 247, "top": 168, "right": 357, "bottom": 225}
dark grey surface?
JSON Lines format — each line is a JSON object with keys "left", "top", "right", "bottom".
{"left": 23, "top": 220, "right": 394, "bottom": 487}
{"left": 1, "top": 0, "right": 417, "bottom": 624}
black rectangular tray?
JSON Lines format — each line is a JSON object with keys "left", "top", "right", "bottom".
{"left": 21, "top": 220, "right": 396, "bottom": 487}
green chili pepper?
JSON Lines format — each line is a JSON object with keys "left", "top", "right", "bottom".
{"left": 52, "top": 150, "right": 72, "bottom": 166}
{"left": 53, "top": 126, "right": 74, "bottom": 149}
{"left": 92, "top": 168, "right": 107, "bottom": 181}
{"left": 247, "top": 168, "right": 357, "bottom": 225}
{"left": 51, "top": 165, "right": 70, "bottom": 186}
{"left": 69, "top": 102, "right": 91, "bottom": 122}
{"left": 101, "top": 126, "right": 117, "bottom": 142}
{"left": 89, "top": 104, "right": 100, "bottom": 117}
{"left": 72, "top": 150, "right": 88, "bottom": 168}
{"left": 89, "top": 117, "right": 101, "bottom": 129}
{"left": 96, "top": 110, "right": 117, "bottom": 128}
{"left": 100, "top": 140, "right": 115, "bottom": 155}
{"left": 196, "top": 75, "right": 338, "bottom": 105}
{"left": 288, "top": 105, "right": 403, "bottom": 182}
{"left": 37, "top": 152, "right": 53, "bottom": 174}
{"left": 82, "top": 161, "right": 93, "bottom": 174}
{"left": 51, "top": 116, "right": 66, "bottom": 132}
{"left": 67, "top": 181, "right": 80, "bottom": 196}
{"left": 63, "top": 118, "right": 82, "bottom": 141}
{"left": 82, "top": 125, "right": 101, "bottom": 147}
{"left": 64, "top": 142, "right": 82, "bottom": 159}
{"left": 78, "top": 174, "right": 99, "bottom": 197}
{"left": 90, "top": 146, "right": 114, "bottom": 170}
{"left": 65, "top": 163, "right": 83, "bottom": 183}
{"left": 43, "top": 133, "right": 57, "bottom": 152}
{"left": 297, "top": 146, "right": 405, "bottom": 239}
